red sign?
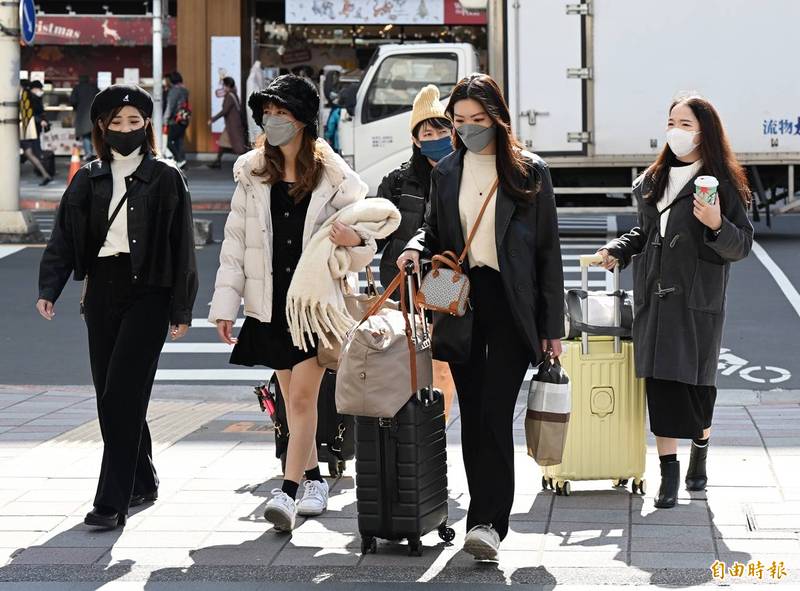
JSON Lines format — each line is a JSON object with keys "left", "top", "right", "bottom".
{"left": 444, "top": 0, "right": 487, "bottom": 25}
{"left": 34, "top": 16, "right": 177, "bottom": 46}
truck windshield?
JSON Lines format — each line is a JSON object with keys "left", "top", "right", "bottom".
{"left": 362, "top": 52, "right": 458, "bottom": 124}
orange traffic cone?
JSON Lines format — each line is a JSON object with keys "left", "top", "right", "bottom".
{"left": 67, "top": 146, "right": 81, "bottom": 183}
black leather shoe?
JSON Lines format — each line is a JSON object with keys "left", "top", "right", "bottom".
{"left": 84, "top": 506, "right": 126, "bottom": 530}
{"left": 685, "top": 443, "right": 709, "bottom": 491}
{"left": 654, "top": 460, "right": 680, "bottom": 508}
{"left": 129, "top": 491, "right": 158, "bottom": 508}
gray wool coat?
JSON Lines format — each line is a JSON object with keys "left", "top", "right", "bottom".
{"left": 604, "top": 172, "right": 753, "bottom": 386}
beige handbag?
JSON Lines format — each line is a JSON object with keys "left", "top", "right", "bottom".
{"left": 317, "top": 268, "right": 398, "bottom": 370}
{"left": 218, "top": 129, "right": 232, "bottom": 149}
{"left": 417, "top": 178, "right": 499, "bottom": 316}
{"left": 335, "top": 267, "right": 432, "bottom": 418}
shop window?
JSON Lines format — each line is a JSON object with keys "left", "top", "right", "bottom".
{"left": 362, "top": 53, "right": 458, "bottom": 124}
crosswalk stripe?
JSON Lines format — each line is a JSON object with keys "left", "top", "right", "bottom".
{"left": 155, "top": 369, "right": 273, "bottom": 381}
{"left": 0, "top": 246, "right": 26, "bottom": 259}
{"left": 565, "top": 280, "right": 606, "bottom": 287}
{"left": 162, "top": 343, "right": 234, "bottom": 353}
{"left": 191, "top": 319, "right": 245, "bottom": 328}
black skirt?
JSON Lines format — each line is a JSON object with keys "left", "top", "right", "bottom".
{"left": 229, "top": 315, "right": 317, "bottom": 370}
{"left": 645, "top": 378, "right": 717, "bottom": 438}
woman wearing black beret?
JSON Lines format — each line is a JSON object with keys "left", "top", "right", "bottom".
{"left": 37, "top": 84, "right": 198, "bottom": 530}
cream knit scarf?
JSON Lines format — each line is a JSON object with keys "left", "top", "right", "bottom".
{"left": 286, "top": 198, "right": 401, "bottom": 351}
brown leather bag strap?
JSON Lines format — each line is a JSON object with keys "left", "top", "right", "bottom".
{"left": 458, "top": 177, "right": 500, "bottom": 265}
{"left": 431, "top": 251, "right": 462, "bottom": 274}
{"left": 398, "top": 267, "right": 418, "bottom": 393}
{"left": 355, "top": 271, "right": 403, "bottom": 327}
{"left": 364, "top": 266, "right": 378, "bottom": 296}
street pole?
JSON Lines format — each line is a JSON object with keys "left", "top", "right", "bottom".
{"left": 0, "top": 0, "right": 40, "bottom": 243}
{"left": 151, "top": 0, "right": 163, "bottom": 153}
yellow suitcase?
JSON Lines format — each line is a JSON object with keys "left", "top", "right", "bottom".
{"left": 542, "top": 255, "right": 647, "bottom": 496}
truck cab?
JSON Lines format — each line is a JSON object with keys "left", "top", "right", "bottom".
{"left": 338, "top": 43, "right": 479, "bottom": 196}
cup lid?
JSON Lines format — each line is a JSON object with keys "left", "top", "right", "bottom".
{"left": 695, "top": 175, "right": 719, "bottom": 187}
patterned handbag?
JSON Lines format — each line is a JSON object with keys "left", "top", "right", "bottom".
{"left": 417, "top": 178, "right": 499, "bottom": 316}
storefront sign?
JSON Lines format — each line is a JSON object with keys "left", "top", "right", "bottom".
{"left": 444, "top": 0, "right": 486, "bottom": 24}
{"left": 33, "top": 15, "right": 176, "bottom": 46}
{"left": 210, "top": 36, "right": 241, "bottom": 134}
{"left": 286, "top": 0, "right": 445, "bottom": 25}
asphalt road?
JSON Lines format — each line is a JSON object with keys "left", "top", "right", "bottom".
{"left": 2, "top": 212, "right": 799, "bottom": 391}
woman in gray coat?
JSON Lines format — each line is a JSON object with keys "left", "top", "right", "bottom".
{"left": 598, "top": 95, "right": 753, "bottom": 509}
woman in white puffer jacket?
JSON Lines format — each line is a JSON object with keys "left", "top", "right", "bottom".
{"left": 209, "top": 75, "right": 375, "bottom": 532}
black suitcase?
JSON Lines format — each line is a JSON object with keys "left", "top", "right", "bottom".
{"left": 353, "top": 266, "right": 455, "bottom": 556}
{"left": 259, "top": 369, "right": 355, "bottom": 478}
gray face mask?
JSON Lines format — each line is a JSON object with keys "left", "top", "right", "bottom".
{"left": 264, "top": 115, "right": 301, "bottom": 147}
{"left": 456, "top": 123, "right": 496, "bottom": 153}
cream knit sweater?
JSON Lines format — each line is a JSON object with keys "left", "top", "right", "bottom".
{"left": 458, "top": 151, "right": 499, "bottom": 270}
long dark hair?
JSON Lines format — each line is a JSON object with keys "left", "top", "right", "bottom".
{"left": 253, "top": 125, "right": 324, "bottom": 201}
{"left": 445, "top": 73, "right": 536, "bottom": 202}
{"left": 646, "top": 94, "right": 750, "bottom": 206}
{"left": 410, "top": 117, "right": 452, "bottom": 196}
{"left": 91, "top": 106, "right": 157, "bottom": 161}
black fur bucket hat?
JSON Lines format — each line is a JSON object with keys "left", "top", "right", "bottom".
{"left": 248, "top": 74, "right": 319, "bottom": 138}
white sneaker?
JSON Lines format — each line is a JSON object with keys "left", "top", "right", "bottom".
{"left": 296, "top": 479, "right": 329, "bottom": 516}
{"left": 463, "top": 525, "right": 501, "bottom": 560}
{"left": 263, "top": 489, "right": 297, "bottom": 532}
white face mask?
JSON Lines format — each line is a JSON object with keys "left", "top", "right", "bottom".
{"left": 666, "top": 128, "right": 700, "bottom": 157}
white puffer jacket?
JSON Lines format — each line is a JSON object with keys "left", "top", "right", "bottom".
{"left": 208, "top": 140, "right": 373, "bottom": 324}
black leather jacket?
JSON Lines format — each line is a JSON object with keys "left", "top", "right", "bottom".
{"left": 373, "top": 160, "right": 428, "bottom": 289}
{"left": 38, "top": 154, "right": 198, "bottom": 325}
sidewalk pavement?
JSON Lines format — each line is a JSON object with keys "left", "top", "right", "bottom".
{"left": 0, "top": 383, "right": 799, "bottom": 587}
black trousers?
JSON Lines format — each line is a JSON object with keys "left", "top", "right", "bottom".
{"left": 449, "top": 267, "right": 531, "bottom": 540}
{"left": 167, "top": 124, "right": 186, "bottom": 162}
{"left": 84, "top": 254, "right": 170, "bottom": 514}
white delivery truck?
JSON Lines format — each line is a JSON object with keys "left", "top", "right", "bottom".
{"left": 336, "top": 0, "right": 799, "bottom": 211}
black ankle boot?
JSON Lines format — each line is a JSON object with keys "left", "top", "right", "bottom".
{"left": 685, "top": 443, "right": 709, "bottom": 491}
{"left": 655, "top": 460, "right": 680, "bottom": 508}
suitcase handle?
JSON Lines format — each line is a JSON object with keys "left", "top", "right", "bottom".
{"left": 580, "top": 253, "right": 622, "bottom": 355}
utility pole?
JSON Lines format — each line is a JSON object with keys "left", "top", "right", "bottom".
{"left": 151, "top": 0, "right": 164, "bottom": 153}
{"left": 0, "top": 0, "right": 41, "bottom": 243}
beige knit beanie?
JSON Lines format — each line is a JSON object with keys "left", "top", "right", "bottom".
{"left": 409, "top": 84, "right": 447, "bottom": 133}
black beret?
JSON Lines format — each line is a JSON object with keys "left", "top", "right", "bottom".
{"left": 90, "top": 84, "right": 153, "bottom": 124}
{"left": 248, "top": 75, "right": 320, "bottom": 138}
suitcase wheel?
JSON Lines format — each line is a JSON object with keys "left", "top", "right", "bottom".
{"left": 408, "top": 538, "right": 423, "bottom": 557}
{"left": 555, "top": 481, "right": 572, "bottom": 496}
{"left": 631, "top": 478, "right": 646, "bottom": 495}
{"left": 612, "top": 478, "right": 629, "bottom": 489}
{"left": 328, "top": 459, "right": 346, "bottom": 479}
{"left": 361, "top": 536, "right": 377, "bottom": 555}
{"left": 438, "top": 525, "right": 456, "bottom": 543}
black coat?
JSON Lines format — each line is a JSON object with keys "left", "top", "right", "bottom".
{"left": 605, "top": 173, "right": 753, "bottom": 386}
{"left": 406, "top": 148, "right": 565, "bottom": 365}
{"left": 38, "top": 154, "right": 199, "bottom": 325}
{"left": 373, "top": 160, "right": 428, "bottom": 290}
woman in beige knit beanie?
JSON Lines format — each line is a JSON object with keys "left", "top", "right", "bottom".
{"left": 371, "top": 84, "right": 458, "bottom": 418}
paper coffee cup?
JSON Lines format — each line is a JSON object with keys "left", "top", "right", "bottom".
{"left": 695, "top": 175, "right": 719, "bottom": 204}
